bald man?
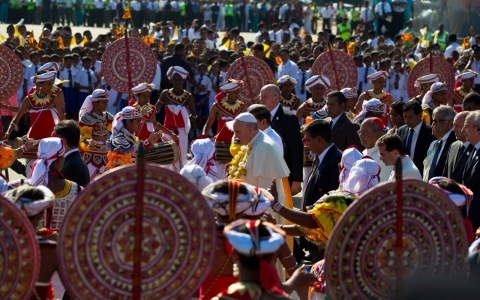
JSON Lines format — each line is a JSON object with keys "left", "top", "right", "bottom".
{"left": 260, "top": 84, "right": 304, "bottom": 194}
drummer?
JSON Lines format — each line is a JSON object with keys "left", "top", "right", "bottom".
{"left": 130, "top": 83, "right": 179, "bottom": 145}
{"left": 277, "top": 75, "right": 300, "bottom": 113}
{"left": 410, "top": 74, "right": 439, "bottom": 103}
{"left": 449, "top": 70, "right": 478, "bottom": 112}
{"left": 107, "top": 106, "right": 162, "bottom": 169}
{"left": 422, "top": 82, "right": 448, "bottom": 123}
{"left": 296, "top": 75, "right": 330, "bottom": 122}
{"left": 3, "top": 71, "right": 64, "bottom": 177}
{"left": 155, "top": 66, "right": 197, "bottom": 171}
{"left": 356, "top": 71, "right": 394, "bottom": 127}
{"left": 78, "top": 89, "right": 114, "bottom": 181}
{"left": 202, "top": 79, "right": 247, "bottom": 179}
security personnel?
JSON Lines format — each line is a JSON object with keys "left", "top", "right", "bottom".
{"left": 433, "top": 23, "right": 449, "bottom": 51}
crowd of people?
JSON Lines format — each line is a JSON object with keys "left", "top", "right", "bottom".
{"left": 1, "top": 4, "right": 480, "bottom": 299}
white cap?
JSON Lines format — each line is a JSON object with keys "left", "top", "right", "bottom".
{"left": 415, "top": 74, "right": 439, "bottom": 88}
{"left": 305, "top": 75, "right": 330, "bottom": 92}
{"left": 277, "top": 75, "right": 297, "bottom": 86}
{"left": 456, "top": 70, "right": 478, "bottom": 81}
{"left": 367, "top": 71, "right": 389, "bottom": 83}
{"left": 226, "top": 112, "right": 257, "bottom": 130}
{"left": 131, "top": 83, "right": 155, "bottom": 94}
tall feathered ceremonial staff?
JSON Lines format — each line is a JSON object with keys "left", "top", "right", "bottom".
{"left": 395, "top": 157, "right": 403, "bottom": 299}
{"left": 328, "top": 43, "right": 340, "bottom": 90}
{"left": 123, "top": 1, "right": 134, "bottom": 93}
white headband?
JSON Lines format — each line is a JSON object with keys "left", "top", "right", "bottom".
{"left": 79, "top": 89, "right": 109, "bottom": 118}
{"left": 38, "top": 62, "right": 59, "bottom": 73}
{"left": 340, "top": 87, "right": 358, "bottom": 99}
{"left": 220, "top": 79, "right": 244, "bottom": 92}
{"left": 342, "top": 158, "right": 381, "bottom": 195}
{"left": 456, "top": 70, "right": 478, "bottom": 81}
{"left": 202, "top": 181, "right": 257, "bottom": 219}
{"left": 352, "top": 98, "right": 385, "bottom": 123}
{"left": 4, "top": 185, "right": 55, "bottom": 217}
{"left": 112, "top": 106, "right": 143, "bottom": 138}
{"left": 31, "top": 71, "right": 56, "bottom": 83}
{"left": 30, "top": 138, "right": 65, "bottom": 186}
{"left": 131, "top": 83, "right": 155, "bottom": 94}
{"left": 415, "top": 74, "right": 439, "bottom": 88}
{"left": 305, "top": 75, "right": 330, "bottom": 92}
{"left": 422, "top": 82, "right": 447, "bottom": 105}
{"left": 277, "top": 75, "right": 297, "bottom": 86}
{"left": 367, "top": 71, "right": 389, "bottom": 84}
{"left": 243, "top": 187, "right": 273, "bottom": 216}
{"left": 339, "top": 147, "right": 363, "bottom": 189}
{"left": 167, "top": 66, "right": 189, "bottom": 81}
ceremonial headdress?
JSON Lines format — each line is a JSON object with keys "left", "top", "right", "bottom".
{"left": 167, "top": 66, "right": 189, "bottom": 81}
{"left": 202, "top": 180, "right": 257, "bottom": 221}
{"left": 343, "top": 157, "right": 381, "bottom": 195}
{"left": 456, "top": 70, "right": 478, "bottom": 81}
{"left": 352, "top": 98, "right": 386, "bottom": 123}
{"left": 131, "top": 83, "right": 155, "bottom": 94}
{"left": 414, "top": 73, "right": 439, "bottom": 88}
{"left": 186, "top": 138, "right": 218, "bottom": 181}
{"left": 220, "top": 79, "right": 244, "bottom": 92}
{"left": 37, "top": 62, "right": 59, "bottom": 73}
{"left": 367, "top": 71, "right": 389, "bottom": 84}
{"left": 226, "top": 112, "right": 257, "bottom": 130}
{"left": 79, "top": 89, "right": 110, "bottom": 118}
{"left": 422, "top": 82, "right": 448, "bottom": 105}
{"left": 30, "top": 138, "right": 65, "bottom": 186}
{"left": 180, "top": 165, "right": 214, "bottom": 191}
{"left": 339, "top": 147, "right": 363, "bottom": 189}
{"left": 4, "top": 185, "right": 54, "bottom": 217}
{"left": 311, "top": 109, "right": 328, "bottom": 120}
{"left": 277, "top": 75, "right": 297, "bottom": 86}
{"left": 340, "top": 87, "right": 358, "bottom": 99}
{"left": 111, "top": 106, "right": 143, "bottom": 137}
{"left": 31, "top": 71, "right": 56, "bottom": 84}
{"left": 305, "top": 75, "right": 331, "bottom": 92}
{"left": 243, "top": 187, "right": 274, "bottom": 217}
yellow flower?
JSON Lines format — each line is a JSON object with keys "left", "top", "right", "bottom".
{"left": 237, "top": 150, "right": 244, "bottom": 157}
{"left": 232, "top": 159, "right": 238, "bottom": 165}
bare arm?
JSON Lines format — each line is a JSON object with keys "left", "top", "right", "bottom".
{"left": 155, "top": 90, "right": 166, "bottom": 110}
{"left": 355, "top": 93, "right": 367, "bottom": 112}
{"left": 276, "top": 205, "right": 318, "bottom": 228}
{"left": 295, "top": 104, "right": 305, "bottom": 121}
{"left": 202, "top": 103, "right": 218, "bottom": 135}
{"left": 53, "top": 95, "right": 64, "bottom": 121}
{"left": 186, "top": 94, "right": 197, "bottom": 117}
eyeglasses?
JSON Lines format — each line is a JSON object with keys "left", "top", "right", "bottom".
{"left": 431, "top": 119, "right": 450, "bottom": 124}
{"left": 357, "top": 130, "right": 371, "bottom": 136}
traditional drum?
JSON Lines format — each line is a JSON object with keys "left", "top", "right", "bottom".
{"left": 144, "top": 140, "right": 179, "bottom": 165}
{"left": 0, "top": 195, "right": 41, "bottom": 299}
{"left": 324, "top": 179, "right": 468, "bottom": 299}
{"left": 215, "top": 142, "right": 233, "bottom": 164}
{"left": 57, "top": 164, "right": 216, "bottom": 299}
{"left": 14, "top": 137, "right": 38, "bottom": 159}
{"left": 311, "top": 49, "right": 358, "bottom": 95}
{"left": 0, "top": 45, "right": 24, "bottom": 100}
{"left": 303, "top": 146, "right": 313, "bottom": 167}
{"left": 225, "top": 56, "right": 274, "bottom": 106}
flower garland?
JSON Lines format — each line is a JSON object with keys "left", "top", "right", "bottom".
{"left": 228, "top": 145, "right": 252, "bottom": 180}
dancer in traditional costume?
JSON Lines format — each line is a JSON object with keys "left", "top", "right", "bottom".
{"left": 78, "top": 89, "right": 114, "bottom": 181}
{"left": 3, "top": 71, "right": 64, "bottom": 177}
{"left": 356, "top": 71, "right": 394, "bottom": 127}
{"left": 156, "top": 66, "right": 196, "bottom": 170}
{"left": 107, "top": 106, "right": 162, "bottom": 169}
{"left": 449, "top": 70, "right": 478, "bottom": 113}
{"left": 4, "top": 184, "right": 61, "bottom": 300}
{"left": 202, "top": 79, "right": 246, "bottom": 179}
{"left": 296, "top": 75, "right": 329, "bottom": 121}
{"left": 352, "top": 98, "right": 386, "bottom": 124}
{"left": 277, "top": 75, "right": 300, "bottom": 113}
{"left": 422, "top": 82, "right": 448, "bottom": 124}
{"left": 29, "top": 62, "right": 66, "bottom": 118}
{"left": 340, "top": 87, "right": 358, "bottom": 119}
{"left": 409, "top": 73, "right": 439, "bottom": 103}
{"left": 130, "top": 83, "right": 179, "bottom": 145}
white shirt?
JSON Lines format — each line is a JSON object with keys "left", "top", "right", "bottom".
{"left": 146, "top": 1, "right": 158, "bottom": 10}
{"left": 384, "top": 38, "right": 395, "bottom": 46}
{"left": 254, "top": 31, "right": 262, "bottom": 43}
{"left": 445, "top": 42, "right": 460, "bottom": 58}
{"left": 388, "top": 155, "right": 422, "bottom": 181}
{"left": 131, "top": 1, "right": 141, "bottom": 11}
{"left": 58, "top": 67, "right": 78, "bottom": 89}
{"left": 470, "top": 58, "right": 480, "bottom": 84}
{"left": 360, "top": 6, "right": 374, "bottom": 22}
{"left": 152, "top": 62, "right": 161, "bottom": 90}
{"left": 270, "top": 103, "right": 281, "bottom": 121}
{"left": 277, "top": 60, "right": 298, "bottom": 80}
{"left": 64, "top": 149, "right": 79, "bottom": 158}
{"left": 392, "top": 0, "right": 406, "bottom": 13}
{"left": 321, "top": 7, "right": 333, "bottom": 18}
{"left": 375, "top": 1, "right": 392, "bottom": 16}
{"left": 296, "top": 70, "right": 310, "bottom": 102}
{"left": 331, "top": 112, "right": 343, "bottom": 129}
{"left": 91, "top": 60, "right": 102, "bottom": 74}
{"left": 194, "top": 74, "right": 212, "bottom": 95}
{"left": 423, "top": 129, "right": 453, "bottom": 181}
{"left": 363, "top": 146, "right": 393, "bottom": 182}
{"left": 264, "top": 126, "right": 284, "bottom": 157}
{"left": 407, "top": 121, "right": 423, "bottom": 161}
{"left": 75, "top": 68, "right": 97, "bottom": 93}
{"left": 93, "top": 0, "right": 104, "bottom": 9}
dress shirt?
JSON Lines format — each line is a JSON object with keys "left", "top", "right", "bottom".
{"left": 445, "top": 42, "right": 460, "bottom": 58}
{"left": 375, "top": 1, "right": 392, "bottom": 16}
{"left": 254, "top": 31, "right": 262, "bottom": 43}
{"left": 331, "top": 112, "right": 343, "bottom": 128}
{"left": 392, "top": 0, "right": 406, "bottom": 13}
{"left": 407, "top": 121, "right": 423, "bottom": 160}
{"left": 321, "top": 7, "right": 333, "bottom": 18}
{"left": 264, "top": 126, "right": 284, "bottom": 157}
{"left": 434, "top": 129, "right": 453, "bottom": 165}
{"left": 277, "top": 60, "right": 298, "bottom": 80}
{"left": 75, "top": 68, "right": 97, "bottom": 93}
{"left": 58, "top": 67, "right": 78, "bottom": 88}
{"left": 360, "top": 6, "right": 374, "bottom": 22}
{"left": 469, "top": 58, "right": 480, "bottom": 84}
{"left": 64, "top": 149, "right": 79, "bottom": 158}
{"left": 270, "top": 103, "right": 281, "bottom": 121}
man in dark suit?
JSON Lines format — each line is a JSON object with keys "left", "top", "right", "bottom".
{"left": 260, "top": 84, "right": 303, "bottom": 194}
{"left": 397, "top": 100, "right": 436, "bottom": 176}
{"left": 443, "top": 112, "right": 474, "bottom": 182}
{"left": 53, "top": 120, "right": 90, "bottom": 187}
{"left": 423, "top": 106, "right": 457, "bottom": 181}
{"left": 326, "top": 91, "right": 362, "bottom": 151}
{"left": 461, "top": 111, "right": 480, "bottom": 235}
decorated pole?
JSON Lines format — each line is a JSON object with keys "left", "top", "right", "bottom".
{"left": 124, "top": 2, "right": 133, "bottom": 93}
{"left": 328, "top": 44, "right": 341, "bottom": 90}
{"left": 429, "top": 52, "right": 433, "bottom": 74}
{"left": 240, "top": 56, "right": 255, "bottom": 104}
{"left": 132, "top": 143, "right": 146, "bottom": 299}
{"left": 395, "top": 157, "right": 403, "bottom": 299}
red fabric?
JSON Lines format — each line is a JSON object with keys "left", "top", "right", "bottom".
{"left": 29, "top": 284, "right": 53, "bottom": 300}
{"left": 28, "top": 111, "right": 55, "bottom": 139}
{"left": 164, "top": 105, "right": 185, "bottom": 129}
{"left": 0, "top": 92, "right": 18, "bottom": 117}
{"left": 136, "top": 122, "right": 151, "bottom": 142}
{"left": 215, "top": 118, "right": 234, "bottom": 142}
{"left": 260, "top": 259, "right": 280, "bottom": 291}
{"left": 453, "top": 105, "right": 463, "bottom": 113}
{"left": 199, "top": 275, "right": 237, "bottom": 300}
{"left": 466, "top": 218, "right": 475, "bottom": 244}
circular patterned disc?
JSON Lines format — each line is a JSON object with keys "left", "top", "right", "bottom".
{"left": 406, "top": 56, "right": 455, "bottom": 100}
{"left": 57, "top": 164, "right": 217, "bottom": 299}
{"left": 102, "top": 38, "right": 157, "bottom": 93}
{"left": 0, "top": 196, "right": 40, "bottom": 299}
{"left": 0, "top": 45, "right": 24, "bottom": 100}
{"left": 226, "top": 56, "right": 274, "bottom": 105}
{"left": 311, "top": 50, "right": 357, "bottom": 94}
{"left": 325, "top": 179, "right": 468, "bottom": 300}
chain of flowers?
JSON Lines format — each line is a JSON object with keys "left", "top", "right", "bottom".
{"left": 228, "top": 145, "right": 252, "bottom": 180}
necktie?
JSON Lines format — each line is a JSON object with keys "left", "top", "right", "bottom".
{"left": 428, "top": 139, "right": 443, "bottom": 179}
{"left": 364, "top": 68, "right": 368, "bottom": 83}
{"left": 68, "top": 70, "right": 72, "bottom": 88}
{"left": 92, "top": 66, "right": 95, "bottom": 72}
{"left": 301, "top": 72, "right": 306, "bottom": 94}
{"left": 406, "top": 128, "right": 414, "bottom": 156}
{"left": 395, "top": 74, "right": 399, "bottom": 90}
{"left": 466, "top": 149, "right": 477, "bottom": 170}
{"left": 87, "top": 70, "right": 92, "bottom": 90}
{"left": 198, "top": 76, "right": 203, "bottom": 94}
{"left": 35, "top": 66, "right": 38, "bottom": 73}
{"left": 382, "top": 2, "right": 385, "bottom": 15}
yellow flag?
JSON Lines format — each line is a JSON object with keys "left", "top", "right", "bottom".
{"left": 28, "top": 30, "right": 34, "bottom": 46}
{"left": 159, "top": 40, "right": 164, "bottom": 50}
{"left": 81, "top": 36, "right": 88, "bottom": 45}
{"left": 70, "top": 35, "right": 76, "bottom": 47}
{"left": 58, "top": 36, "right": 65, "bottom": 49}
{"left": 122, "top": 6, "right": 132, "bottom": 19}
{"left": 37, "top": 32, "right": 43, "bottom": 49}
{"left": 173, "top": 26, "right": 179, "bottom": 40}
{"left": 0, "top": 34, "right": 5, "bottom": 44}
{"left": 224, "top": 39, "right": 231, "bottom": 49}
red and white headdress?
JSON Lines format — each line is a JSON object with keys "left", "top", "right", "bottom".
{"left": 30, "top": 137, "right": 65, "bottom": 186}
